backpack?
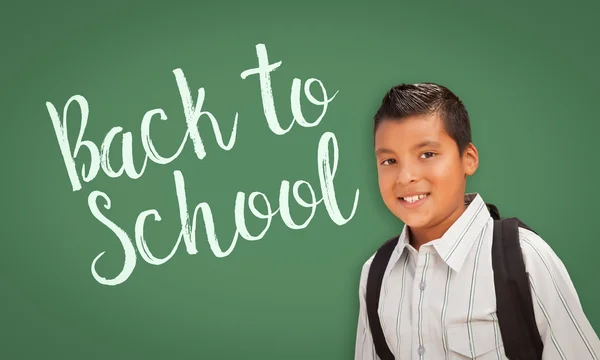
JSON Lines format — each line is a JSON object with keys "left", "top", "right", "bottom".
{"left": 365, "top": 203, "right": 544, "bottom": 360}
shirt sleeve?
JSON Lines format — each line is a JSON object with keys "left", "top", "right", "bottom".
{"left": 519, "top": 228, "right": 600, "bottom": 359}
{"left": 355, "top": 258, "right": 380, "bottom": 360}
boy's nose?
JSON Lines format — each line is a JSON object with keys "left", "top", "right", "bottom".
{"left": 395, "top": 166, "right": 418, "bottom": 185}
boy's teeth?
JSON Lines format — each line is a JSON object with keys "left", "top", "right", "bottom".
{"left": 402, "top": 194, "right": 428, "bottom": 203}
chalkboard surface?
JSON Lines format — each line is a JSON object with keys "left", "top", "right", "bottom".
{"left": 1, "top": 1, "right": 599, "bottom": 359}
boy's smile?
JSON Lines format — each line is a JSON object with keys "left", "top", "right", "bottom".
{"left": 398, "top": 192, "right": 430, "bottom": 208}
{"left": 374, "top": 113, "right": 478, "bottom": 247}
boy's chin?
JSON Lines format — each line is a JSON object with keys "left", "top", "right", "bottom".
{"left": 398, "top": 214, "right": 432, "bottom": 229}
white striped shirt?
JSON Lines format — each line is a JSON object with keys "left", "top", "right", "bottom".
{"left": 355, "top": 193, "right": 600, "bottom": 359}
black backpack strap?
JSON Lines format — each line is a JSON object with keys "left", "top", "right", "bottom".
{"left": 492, "top": 216, "right": 544, "bottom": 359}
{"left": 366, "top": 236, "right": 399, "bottom": 360}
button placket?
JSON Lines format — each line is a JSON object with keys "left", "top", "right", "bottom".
{"left": 416, "top": 247, "right": 433, "bottom": 359}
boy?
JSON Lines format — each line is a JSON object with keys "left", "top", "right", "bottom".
{"left": 354, "top": 83, "right": 600, "bottom": 359}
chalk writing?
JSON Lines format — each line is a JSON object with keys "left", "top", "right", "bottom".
{"left": 46, "top": 43, "right": 359, "bottom": 286}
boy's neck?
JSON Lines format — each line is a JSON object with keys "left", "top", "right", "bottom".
{"left": 408, "top": 202, "right": 468, "bottom": 251}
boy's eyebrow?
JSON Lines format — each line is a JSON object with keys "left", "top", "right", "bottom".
{"left": 375, "top": 148, "right": 395, "bottom": 155}
{"left": 412, "top": 140, "right": 441, "bottom": 150}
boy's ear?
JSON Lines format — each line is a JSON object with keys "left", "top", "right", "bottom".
{"left": 463, "top": 142, "right": 479, "bottom": 176}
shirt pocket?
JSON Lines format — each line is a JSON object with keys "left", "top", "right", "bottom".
{"left": 446, "top": 320, "right": 506, "bottom": 359}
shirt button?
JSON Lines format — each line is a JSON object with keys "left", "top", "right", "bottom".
{"left": 418, "top": 345, "right": 425, "bottom": 355}
{"left": 420, "top": 281, "right": 426, "bottom": 290}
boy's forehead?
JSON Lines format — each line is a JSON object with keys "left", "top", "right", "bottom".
{"left": 374, "top": 114, "right": 446, "bottom": 147}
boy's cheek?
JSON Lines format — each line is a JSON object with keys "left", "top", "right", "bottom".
{"left": 377, "top": 172, "right": 396, "bottom": 191}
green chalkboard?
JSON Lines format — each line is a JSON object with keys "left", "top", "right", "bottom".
{"left": 2, "top": 1, "right": 599, "bottom": 359}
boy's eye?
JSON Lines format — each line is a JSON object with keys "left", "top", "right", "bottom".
{"left": 381, "top": 159, "right": 396, "bottom": 165}
{"left": 421, "top": 152, "right": 435, "bottom": 159}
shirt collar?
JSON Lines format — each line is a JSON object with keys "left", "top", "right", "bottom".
{"left": 394, "top": 193, "right": 491, "bottom": 272}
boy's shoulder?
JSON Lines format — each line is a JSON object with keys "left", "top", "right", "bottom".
{"left": 358, "top": 234, "right": 401, "bottom": 286}
{"left": 359, "top": 252, "right": 377, "bottom": 284}
{"left": 517, "top": 226, "right": 562, "bottom": 269}
{"left": 517, "top": 225, "right": 579, "bottom": 300}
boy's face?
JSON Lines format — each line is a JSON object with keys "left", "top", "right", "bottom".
{"left": 374, "top": 113, "right": 478, "bottom": 231}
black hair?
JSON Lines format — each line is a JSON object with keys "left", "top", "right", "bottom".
{"left": 373, "top": 83, "right": 472, "bottom": 155}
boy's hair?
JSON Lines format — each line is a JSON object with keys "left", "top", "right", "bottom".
{"left": 373, "top": 83, "right": 472, "bottom": 155}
